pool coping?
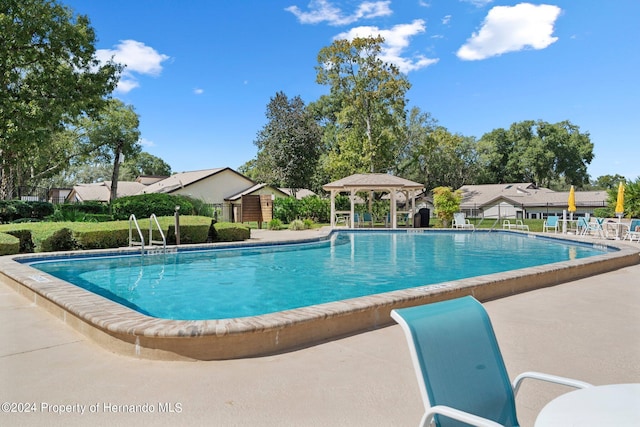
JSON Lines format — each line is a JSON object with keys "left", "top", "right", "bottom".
{"left": 1, "top": 229, "right": 638, "bottom": 360}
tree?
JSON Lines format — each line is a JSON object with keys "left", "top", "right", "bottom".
{"left": 78, "top": 99, "right": 141, "bottom": 201}
{"left": 120, "top": 152, "right": 172, "bottom": 181}
{"left": 432, "top": 186, "right": 462, "bottom": 228}
{"left": 397, "top": 107, "right": 478, "bottom": 191}
{"left": 0, "top": 0, "right": 121, "bottom": 199}
{"left": 476, "top": 120, "right": 593, "bottom": 188}
{"left": 592, "top": 174, "right": 627, "bottom": 190}
{"left": 315, "top": 36, "right": 411, "bottom": 177}
{"left": 253, "top": 92, "right": 322, "bottom": 194}
{"left": 604, "top": 177, "right": 640, "bottom": 218}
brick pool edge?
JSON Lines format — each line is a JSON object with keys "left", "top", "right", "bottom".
{"left": 1, "top": 232, "right": 638, "bottom": 360}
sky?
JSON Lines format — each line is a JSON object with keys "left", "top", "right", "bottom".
{"left": 62, "top": 0, "right": 639, "bottom": 181}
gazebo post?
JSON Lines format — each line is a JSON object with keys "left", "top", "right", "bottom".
{"left": 350, "top": 189, "right": 355, "bottom": 229}
{"left": 390, "top": 188, "right": 397, "bottom": 228}
{"left": 330, "top": 190, "right": 336, "bottom": 228}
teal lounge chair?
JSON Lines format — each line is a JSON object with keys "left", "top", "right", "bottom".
{"left": 391, "top": 297, "right": 592, "bottom": 427}
{"left": 624, "top": 219, "right": 640, "bottom": 242}
{"left": 542, "top": 215, "right": 559, "bottom": 233}
{"left": 363, "top": 212, "right": 374, "bottom": 227}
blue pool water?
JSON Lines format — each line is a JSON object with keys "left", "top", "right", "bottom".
{"left": 28, "top": 231, "right": 609, "bottom": 320}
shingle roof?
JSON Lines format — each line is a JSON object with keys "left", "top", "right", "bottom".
{"left": 459, "top": 183, "right": 608, "bottom": 208}
{"left": 137, "top": 168, "right": 226, "bottom": 194}
{"left": 70, "top": 181, "right": 146, "bottom": 202}
{"left": 323, "top": 173, "right": 424, "bottom": 190}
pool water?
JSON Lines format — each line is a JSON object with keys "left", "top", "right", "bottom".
{"left": 29, "top": 231, "right": 608, "bottom": 320}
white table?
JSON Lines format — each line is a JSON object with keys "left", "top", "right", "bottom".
{"left": 535, "top": 383, "right": 640, "bottom": 426}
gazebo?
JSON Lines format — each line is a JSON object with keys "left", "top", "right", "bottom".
{"left": 323, "top": 173, "right": 425, "bottom": 228}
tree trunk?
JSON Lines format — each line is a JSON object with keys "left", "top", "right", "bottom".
{"left": 110, "top": 139, "right": 124, "bottom": 203}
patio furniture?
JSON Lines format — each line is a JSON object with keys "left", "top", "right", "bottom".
{"left": 391, "top": 296, "right": 592, "bottom": 427}
{"left": 502, "top": 220, "right": 529, "bottom": 232}
{"left": 543, "top": 216, "right": 559, "bottom": 233}
{"left": 581, "top": 218, "right": 605, "bottom": 238}
{"left": 452, "top": 212, "right": 474, "bottom": 230}
{"left": 353, "top": 213, "right": 361, "bottom": 228}
{"left": 535, "top": 383, "right": 640, "bottom": 426}
{"left": 577, "top": 217, "right": 589, "bottom": 235}
{"left": 623, "top": 219, "right": 640, "bottom": 242}
{"left": 362, "top": 212, "right": 375, "bottom": 227}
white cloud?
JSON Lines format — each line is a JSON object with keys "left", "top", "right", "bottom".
{"left": 457, "top": 3, "right": 561, "bottom": 60}
{"left": 139, "top": 137, "right": 155, "bottom": 148}
{"left": 193, "top": 88, "right": 204, "bottom": 95}
{"left": 460, "top": 0, "right": 493, "bottom": 7}
{"left": 442, "top": 15, "right": 451, "bottom": 25}
{"left": 97, "top": 40, "right": 170, "bottom": 93}
{"left": 286, "top": 0, "right": 392, "bottom": 26}
{"left": 335, "top": 20, "right": 439, "bottom": 73}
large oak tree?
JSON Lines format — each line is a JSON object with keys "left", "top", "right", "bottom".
{"left": 0, "top": 0, "right": 121, "bottom": 199}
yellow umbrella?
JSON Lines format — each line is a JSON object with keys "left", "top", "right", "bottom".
{"left": 568, "top": 185, "right": 576, "bottom": 213}
{"left": 615, "top": 182, "right": 625, "bottom": 215}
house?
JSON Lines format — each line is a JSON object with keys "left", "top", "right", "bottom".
{"left": 279, "top": 188, "right": 317, "bottom": 199}
{"left": 65, "top": 181, "right": 147, "bottom": 203}
{"left": 137, "top": 167, "right": 289, "bottom": 222}
{"left": 226, "top": 183, "right": 289, "bottom": 223}
{"left": 65, "top": 168, "right": 311, "bottom": 223}
{"left": 457, "top": 183, "right": 608, "bottom": 220}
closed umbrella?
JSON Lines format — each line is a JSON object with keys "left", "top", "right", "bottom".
{"left": 615, "top": 182, "right": 625, "bottom": 216}
{"left": 568, "top": 185, "right": 576, "bottom": 218}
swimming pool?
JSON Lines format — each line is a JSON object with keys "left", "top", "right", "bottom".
{"left": 1, "top": 229, "right": 637, "bottom": 360}
{"left": 28, "top": 231, "right": 609, "bottom": 320}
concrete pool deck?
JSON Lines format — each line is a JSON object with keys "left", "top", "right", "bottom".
{"left": 1, "top": 229, "right": 639, "bottom": 426}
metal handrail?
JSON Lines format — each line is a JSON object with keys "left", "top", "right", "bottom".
{"left": 148, "top": 214, "right": 166, "bottom": 252}
{"left": 129, "top": 214, "right": 145, "bottom": 251}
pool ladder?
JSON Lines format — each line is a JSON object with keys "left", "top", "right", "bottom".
{"left": 129, "top": 214, "right": 167, "bottom": 254}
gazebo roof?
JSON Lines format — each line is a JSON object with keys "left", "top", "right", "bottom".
{"left": 323, "top": 173, "right": 424, "bottom": 191}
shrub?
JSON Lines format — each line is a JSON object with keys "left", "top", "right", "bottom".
{"left": 288, "top": 219, "right": 306, "bottom": 230}
{"left": 74, "top": 228, "right": 129, "bottom": 250}
{"left": 166, "top": 224, "right": 210, "bottom": 244}
{"left": 0, "top": 232, "right": 20, "bottom": 255}
{"left": 49, "top": 202, "right": 111, "bottom": 222}
{"left": 273, "top": 197, "right": 299, "bottom": 223}
{"left": 267, "top": 218, "right": 283, "bottom": 230}
{"left": 0, "top": 200, "right": 31, "bottom": 223}
{"left": 273, "top": 195, "right": 331, "bottom": 223}
{"left": 303, "top": 218, "right": 314, "bottom": 229}
{"left": 111, "top": 193, "right": 194, "bottom": 220}
{"left": 6, "top": 229, "right": 35, "bottom": 253}
{"left": 40, "top": 228, "right": 76, "bottom": 252}
{"left": 213, "top": 222, "right": 250, "bottom": 241}
{"left": 29, "top": 201, "right": 55, "bottom": 219}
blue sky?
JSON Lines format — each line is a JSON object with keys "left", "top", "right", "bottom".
{"left": 63, "top": 0, "right": 639, "bottom": 181}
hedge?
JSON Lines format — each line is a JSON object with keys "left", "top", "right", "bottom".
{"left": 213, "top": 222, "right": 250, "bottom": 242}
{"left": 0, "top": 217, "right": 250, "bottom": 253}
{"left": 5, "top": 229, "right": 35, "bottom": 253}
{"left": 0, "top": 233, "right": 20, "bottom": 255}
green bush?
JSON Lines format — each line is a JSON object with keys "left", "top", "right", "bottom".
{"left": 49, "top": 202, "right": 111, "bottom": 222}
{"left": 166, "top": 224, "right": 210, "bottom": 244}
{"left": 40, "top": 228, "right": 76, "bottom": 252}
{"left": 273, "top": 197, "right": 299, "bottom": 223}
{"left": 288, "top": 219, "right": 306, "bottom": 230}
{"left": 273, "top": 195, "right": 331, "bottom": 223}
{"left": 0, "top": 232, "right": 20, "bottom": 255}
{"left": 267, "top": 218, "right": 283, "bottom": 230}
{"left": 5, "top": 229, "right": 35, "bottom": 253}
{"left": 303, "top": 218, "right": 314, "bottom": 229}
{"left": 74, "top": 228, "right": 130, "bottom": 250}
{"left": 0, "top": 200, "right": 54, "bottom": 223}
{"left": 213, "top": 222, "right": 250, "bottom": 242}
{"left": 111, "top": 193, "right": 194, "bottom": 220}
{"left": 29, "top": 201, "right": 55, "bottom": 219}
